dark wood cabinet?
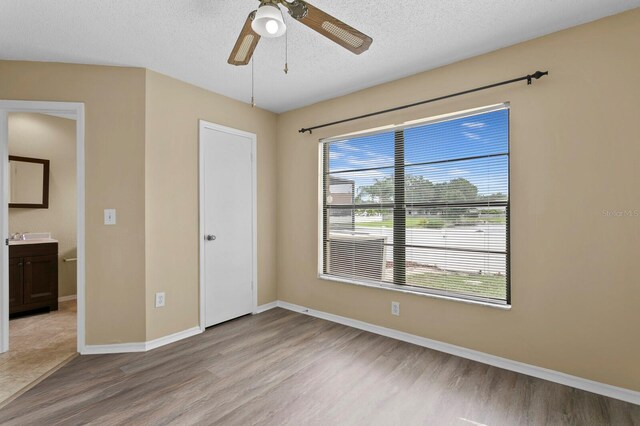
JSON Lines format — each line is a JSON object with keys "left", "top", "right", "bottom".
{"left": 9, "top": 257, "right": 23, "bottom": 310}
{"left": 9, "top": 242, "right": 58, "bottom": 315}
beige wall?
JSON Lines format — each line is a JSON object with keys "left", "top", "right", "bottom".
{"left": 144, "top": 70, "right": 278, "bottom": 340}
{"left": 276, "top": 9, "right": 640, "bottom": 391}
{"left": 8, "top": 113, "right": 77, "bottom": 297}
{"left": 0, "top": 61, "right": 147, "bottom": 344}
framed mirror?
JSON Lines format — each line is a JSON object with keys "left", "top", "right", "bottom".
{"left": 8, "top": 155, "right": 50, "bottom": 209}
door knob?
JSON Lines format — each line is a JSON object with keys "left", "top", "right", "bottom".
{"left": 205, "top": 235, "right": 217, "bottom": 241}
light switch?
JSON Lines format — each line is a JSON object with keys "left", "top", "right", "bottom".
{"left": 104, "top": 209, "right": 116, "bottom": 225}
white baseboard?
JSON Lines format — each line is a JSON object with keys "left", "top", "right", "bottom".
{"left": 145, "top": 326, "right": 201, "bottom": 351}
{"left": 58, "top": 295, "right": 77, "bottom": 302}
{"left": 255, "top": 301, "right": 278, "bottom": 313}
{"left": 275, "top": 301, "right": 640, "bottom": 406}
{"left": 81, "top": 342, "right": 146, "bottom": 355}
{"left": 81, "top": 326, "right": 201, "bottom": 355}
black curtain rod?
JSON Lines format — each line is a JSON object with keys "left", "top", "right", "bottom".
{"left": 299, "top": 70, "right": 548, "bottom": 134}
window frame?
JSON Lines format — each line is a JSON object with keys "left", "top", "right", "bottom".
{"left": 318, "top": 103, "right": 511, "bottom": 307}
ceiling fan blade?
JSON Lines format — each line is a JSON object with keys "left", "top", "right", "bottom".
{"left": 227, "top": 11, "right": 261, "bottom": 66}
{"left": 283, "top": 1, "right": 372, "bottom": 54}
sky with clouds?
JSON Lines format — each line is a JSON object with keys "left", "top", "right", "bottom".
{"left": 327, "top": 109, "right": 509, "bottom": 198}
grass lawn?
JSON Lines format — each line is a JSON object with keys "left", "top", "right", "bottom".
{"left": 406, "top": 270, "right": 506, "bottom": 300}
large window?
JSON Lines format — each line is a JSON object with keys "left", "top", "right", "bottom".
{"left": 320, "top": 104, "right": 510, "bottom": 305}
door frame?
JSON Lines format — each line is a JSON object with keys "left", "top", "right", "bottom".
{"left": 198, "top": 120, "right": 257, "bottom": 331}
{"left": 0, "top": 100, "right": 85, "bottom": 354}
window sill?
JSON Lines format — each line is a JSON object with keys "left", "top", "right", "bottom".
{"left": 318, "top": 274, "right": 512, "bottom": 310}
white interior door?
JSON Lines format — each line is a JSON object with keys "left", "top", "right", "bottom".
{"left": 201, "top": 122, "right": 255, "bottom": 328}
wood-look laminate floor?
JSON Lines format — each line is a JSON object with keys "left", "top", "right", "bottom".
{"left": 0, "top": 300, "right": 77, "bottom": 407}
{"left": 0, "top": 307, "right": 637, "bottom": 425}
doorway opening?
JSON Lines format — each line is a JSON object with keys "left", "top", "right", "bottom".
{"left": 0, "top": 101, "right": 85, "bottom": 406}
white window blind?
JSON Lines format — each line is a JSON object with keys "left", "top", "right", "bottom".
{"left": 320, "top": 104, "right": 510, "bottom": 305}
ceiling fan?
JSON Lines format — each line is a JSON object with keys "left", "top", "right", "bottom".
{"left": 228, "top": 0, "right": 373, "bottom": 66}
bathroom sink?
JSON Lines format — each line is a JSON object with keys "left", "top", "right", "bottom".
{"left": 8, "top": 232, "right": 58, "bottom": 245}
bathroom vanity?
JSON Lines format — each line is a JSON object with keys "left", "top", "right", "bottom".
{"left": 9, "top": 236, "right": 58, "bottom": 316}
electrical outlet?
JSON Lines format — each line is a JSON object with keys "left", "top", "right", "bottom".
{"left": 104, "top": 209, "right": 116, "bottom": 225}
{"left": 391, "top": 301, "right": 400, "bottom": 316}
{"left": 155, "top": 292, "right": 165, "bottom": 308}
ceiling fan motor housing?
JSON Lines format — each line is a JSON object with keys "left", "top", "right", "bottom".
{"left": 282, "top": 0, "right": 309, "bottom": 20}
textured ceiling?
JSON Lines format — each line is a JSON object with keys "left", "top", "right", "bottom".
{"left": 1, "top": 1, "right": 639, "bottom": 113}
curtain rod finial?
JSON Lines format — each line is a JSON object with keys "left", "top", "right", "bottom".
{"left": 528, "top": 70, "right": 549, "bottom": 84}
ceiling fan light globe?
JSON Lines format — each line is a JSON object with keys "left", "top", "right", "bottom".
{"left": 251, "top": 4, "right": 286, "bottom": 38}
{"left": 265, "top": 19, "right": 279, "bottom": 35}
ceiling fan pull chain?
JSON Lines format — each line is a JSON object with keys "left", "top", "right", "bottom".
{"left": 284, "top": 14, "right": 289, "bottom": 74}
{"left": 251, "top": 57, "right": 256, "bottom": 107}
